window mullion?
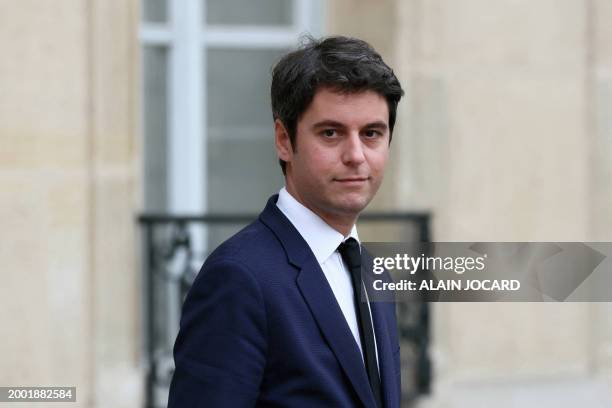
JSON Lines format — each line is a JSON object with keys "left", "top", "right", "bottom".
{"left": 168, "top": 0, "right": 205, "bottom": 215}
{"left": 169, "top": 0, "right": 208, "bottom": 277}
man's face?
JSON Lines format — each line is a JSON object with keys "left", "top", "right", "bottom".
{"left": 277, "top": 87, "right": 390, "bottom": 222}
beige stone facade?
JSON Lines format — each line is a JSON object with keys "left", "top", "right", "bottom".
{"left": 1, "top": 0, "right": 611, "bottom": 407}
{"left": 330, "top": 0, "right": 612, "bottom": 406}
{"left": 0, "top": 0, "right": 141, "bottom": 407}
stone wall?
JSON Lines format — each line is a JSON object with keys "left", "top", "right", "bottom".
{"left": 0, "top": 1, "right": 142, "bottom": 406}
{"left": 329, "top": 0, "right": 612, "bottom": 406}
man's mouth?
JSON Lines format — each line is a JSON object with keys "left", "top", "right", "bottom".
{"left": 334, "top": 177, "right": 370, "bottom": 184}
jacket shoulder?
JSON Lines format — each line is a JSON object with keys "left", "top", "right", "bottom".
{"left": 203, "top": 218, "right": 287, "bottom": 274}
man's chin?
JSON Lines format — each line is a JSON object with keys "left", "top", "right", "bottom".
{"left": 331, "top": 196, "right": 371, "bottom": 216}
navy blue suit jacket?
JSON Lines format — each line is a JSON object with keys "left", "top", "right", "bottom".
{"left": 168, "top": 195, "right": 401, "bottom": 407}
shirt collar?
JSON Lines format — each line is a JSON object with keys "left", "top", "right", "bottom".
{"left": 276, "top": 187, "right": 359, "bottom": 263}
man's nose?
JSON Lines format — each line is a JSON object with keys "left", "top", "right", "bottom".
{"left": 341, "top": 132, "right": 366, "bottom": 165}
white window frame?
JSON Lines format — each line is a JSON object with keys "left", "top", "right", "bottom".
{"left": 140, "top": 1, "right": 323, "bottom": 342}
{"left": 140, "top": 0, "right": 323, "bottom": 218}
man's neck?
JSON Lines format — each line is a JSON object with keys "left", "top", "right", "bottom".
{"left": 283, "top": 185, "right": 357, "bottom": 237}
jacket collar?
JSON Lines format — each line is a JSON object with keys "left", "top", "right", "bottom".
{"left": 258, "top": 194, "right": 310, "bottom": 268}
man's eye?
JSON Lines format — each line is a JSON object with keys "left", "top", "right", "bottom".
{"left": 322, "top": 129, "right": 336, "bottom": 137}
{"left": 364, "top": 129, "right": 381, "bottom": 138}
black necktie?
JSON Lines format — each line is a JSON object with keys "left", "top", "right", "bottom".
{"left": 338, "top": 238, "right": 383, "bottom": 408}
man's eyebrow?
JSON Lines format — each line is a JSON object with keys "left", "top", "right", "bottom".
{"left": 363, "top": 121, "right": 388, "bottom": 130}
{"left": 312, "top": 120, "right": 346, "bottom": 129}
{"left": 311, "top": 120, "right": 389, "bottom": 129}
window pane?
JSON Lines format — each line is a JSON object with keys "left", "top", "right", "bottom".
{"left": 142, "top": 0, "right": 168, "bottom": 23}
{"left": 143, "top": 46, "right": 168, "bottom": 212}
{"left": 207, "top": 48, "right": 286, "bottom": 130}
{"left": 205, "top": 48, "right": 287, "bottom": 214}
{"left": 205, "top": 0, "right": 293, "bottom": 26}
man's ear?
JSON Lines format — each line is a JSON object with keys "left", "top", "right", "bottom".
{"left": 275, "top": 119, "right": 293, "bottom": 162}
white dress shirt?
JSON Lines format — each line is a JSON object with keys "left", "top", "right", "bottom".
{"left": 276, "top": 187, "right": 379, "bottom": 368}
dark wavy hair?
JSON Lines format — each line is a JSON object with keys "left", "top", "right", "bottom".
{"left": 271, "top": 35, "right": 404, "bottom": 174}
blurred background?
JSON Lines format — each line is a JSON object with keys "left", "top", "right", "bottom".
{"left": 1, "top": 0, "right": 612, "bottom": 407}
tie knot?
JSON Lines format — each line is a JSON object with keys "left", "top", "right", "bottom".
{"left": 338, "top": 237, "right": 361, "bottom": 270}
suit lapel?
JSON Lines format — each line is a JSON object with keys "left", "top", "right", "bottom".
{"left": 370, "top": 301, "right": 399, "bottom": 408}
{"left": 297, "top": 256, "right": 377, "bottom": 408}
{"left": 362, "top": 251, "right": 400, "bottom": 408}
{"left": 259, "top": 196, "right": 376, "bottom": 408}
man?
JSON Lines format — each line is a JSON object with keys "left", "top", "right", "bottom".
{"left": 168, "top": 35, "right": 404, "bottom": 408}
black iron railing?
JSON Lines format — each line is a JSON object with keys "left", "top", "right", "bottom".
{"left": 138, "top": 212, "right": 432, "bottom": 408}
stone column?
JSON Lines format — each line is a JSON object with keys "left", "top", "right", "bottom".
{"left": 0, "top": 1, "right": 142, "bottom": 407}
{"left": 89, "top": 0, "right": 143, "bottom": 407}
{"left": 0, "top": 1, "right": 94, "bottom": 405}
